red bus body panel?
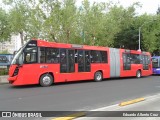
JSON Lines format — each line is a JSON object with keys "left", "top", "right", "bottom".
{"left": 8, "top": 39, "right": 152, "bottom": 86}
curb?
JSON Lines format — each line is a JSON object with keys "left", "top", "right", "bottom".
{"left": 51, "top": 112, "right": 86, "bottom": 120}
{"left": 119, "top": 98, "right": 145, "bottom": 106}
{"left": 0, "top": 75, "right": 9, "bottom": 84}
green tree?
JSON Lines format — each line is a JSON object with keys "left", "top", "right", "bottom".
{"left": 9, "top": 2, "right": 29, "bottom": 45}
{"left": 3, "top": 0, "right": 31, "bottom": 45}
{"left": 112, "top": 3, "right": 139, "bottom": 49}
{"left": 79, "top": 0, "right": 108, "bottom": 45}
{"left": 0, "top": 8, "right": 11, "bottom": 43}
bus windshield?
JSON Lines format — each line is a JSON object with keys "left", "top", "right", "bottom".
{"left": 11, "top": 47, "right": 24, "bottom": 65}
{"left": 152, "top": 58, "right": 159, "bottom": 68}
{"left": 11, "top": 42, "right": 28, "bottom": 65}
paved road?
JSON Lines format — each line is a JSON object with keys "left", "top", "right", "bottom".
{"left": 0, "top": 76, "right": 160, "bottom": 111}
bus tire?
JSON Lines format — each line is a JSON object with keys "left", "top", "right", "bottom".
{"left": 94, "top": 71, "right": 102, "bottom": 82}
{"left": 40, "top": 73, "right": 53, "bottom": 87}
{"left": 136, "top": 70, "right": 141, "bottom": 78}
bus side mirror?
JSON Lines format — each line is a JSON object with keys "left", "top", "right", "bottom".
{"left": 16, "top": 59, "right": 19, "bottom": 64}
{"left": 13, "top": 51, "right": 17, "bottom": 56}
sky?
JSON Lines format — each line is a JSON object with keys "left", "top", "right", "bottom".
{"left": 77, "top": 0, "right": 160, "bottom": 15}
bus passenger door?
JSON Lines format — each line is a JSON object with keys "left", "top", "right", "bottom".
{"left": 141, "top": 55, "right": 150, "bottom": 75}
{"left": 68, "top": 50, "right": 75, "bottom": 73}
{"left": 60, "top": 49, "right": 75, "bottom": 73}
{"left": 60, "top": 49, "right": 75, "bottom": 81}
{"left": 78, "top": 50, "right": 85, "bottom": 72}
{"left": 85, "top": 51, "right": 91, "bottom": 72}
{"left": 123, "top": 53, "right": 131, "bottom": 70}
{"left": 60, "top": 49, "right": 67, "bottom": 73}
{"left": 122, "top": 53, "right": 132, "bottom": 76}
{"left": 77, "top": 50, "right": 91, "bottom": 72}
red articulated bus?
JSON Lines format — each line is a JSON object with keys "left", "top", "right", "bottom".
{"left": 8, "top": 39, "right": 152, "bottom": 87}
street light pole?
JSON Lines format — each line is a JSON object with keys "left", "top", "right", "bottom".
{"left": 138, "top": 27, "right": 141, "bottom": 51}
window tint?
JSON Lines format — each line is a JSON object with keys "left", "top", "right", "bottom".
{"left": 78, "top": 50, "right": 84, "bottom": 72}
{"left": 75, "top": 50, "right": 78, "bottom": 63}
{"left": 130, "top": 54, "right": 140, "bottom": 64}
{"left": 100, "top": 51, "right": 107, "bottom": 63}
{"left": 40, "top": 47, "right": 45, "bottom": 63}
{"left": 147, "top": 56, "right": 151, "bottom": 64}
{"left": 91, "top": 51, "right": 102, "bottom": 63}
{"left": 141, "top": 55, "right": 150, "bottom": 70}
{"left": 39, "top": 47, "right": 59, "bottom": 63}
{"left": 123, "top": 53, "right": 131, "bottom": 70}
{"left": 46, "top": 48, "right": 59, "bottom": 63}
{"left": 152, "top": 58, "right": 159, "bottom": 68}
{"left": 123, "top": 53, "right": 131, "bottom": 64}
{"left": 85, "top": 51, "right": 91, "bottom": 72}
{"left": 60, "top": 49, "right": 67, "bottom": 73}
{"left": 77, "top": 50, "right": 91, "bottom": 72}
{"left": 68, "top": 50, "right": 75, "bottom": 72}
{"left": 24, "top": 47, "right": 37, "bottom": 64}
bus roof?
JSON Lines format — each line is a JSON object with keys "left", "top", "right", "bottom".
{"left": 32, "top": 39, "right": 150, "bottom": 54}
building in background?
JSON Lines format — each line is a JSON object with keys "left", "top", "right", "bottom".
{"left": 0, "top": 35, "right": 22, "bottom": 54}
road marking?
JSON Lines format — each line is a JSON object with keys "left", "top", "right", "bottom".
{"left": 52, "top": 94, "right": 160, "bottom": 120}
{"left": 51, "top": 112, "right": 86, "bottom": 120}
{"left": 119, "top": 98, "right": 145, "bottom": 106}
{"left": 144, "top": 93, "right": 160, "bottom": 100}
{"left": 90, "top": 104, "right": 118, "bottom": 111}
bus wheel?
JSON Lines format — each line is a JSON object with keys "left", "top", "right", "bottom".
{"left": 94, "top": 71, "right": 102, "bottom": 82}
{"left": 40, "top": 74, "right": 53, "bottom": 87}
{"left": 136, "top": 70, "right": 141, "bottom": 78}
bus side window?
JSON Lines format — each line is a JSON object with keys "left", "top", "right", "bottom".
{"left": 100, "top": 51, "right": 108, "bottom": 63}
{"left": 130, "top": 54, "right": 140, "bottom": 64}
{"left": 91, "top": 50, "right": 102, "bottom": 63}
{"left": 46, "top": 48, "right": 59, "bottom": 63}
{"left": 24, "top": 47, "right": 37, "bottom": 64}
{"left": 40, "top": 47, "right": 46, "bottom": 63}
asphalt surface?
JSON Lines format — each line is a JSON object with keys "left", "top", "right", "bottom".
{"left": 0, "top": 76, "right": 160, "bottom": 112}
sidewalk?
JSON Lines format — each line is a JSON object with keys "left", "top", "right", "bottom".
{"left": 0, "top": 75, "right": 9, "bottom": 84}
{"left": 76, "top": 94, "right": 160, "bottom": 120}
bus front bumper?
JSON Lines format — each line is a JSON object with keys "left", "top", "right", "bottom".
{"left": 8, "top": 76, "right": 20, "bottom": 85}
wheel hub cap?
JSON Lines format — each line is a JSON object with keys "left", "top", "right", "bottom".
{"left": 43, "top": 76, "right": 51, "bottom": 85}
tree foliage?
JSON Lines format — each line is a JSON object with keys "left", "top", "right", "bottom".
{"left": 1, "top": 0, "right": 160, "bottom": 55}
{"left": 0, "top": 8, "right": 11, "bottom": 43}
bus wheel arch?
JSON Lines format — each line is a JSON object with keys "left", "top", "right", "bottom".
{"left": 94, "top": 71, "right": 103, "bottom": 82}
{"left": 39, "top": 72, "right": 54, "bottom": 87}
{"left": 136, "top": 70, "right": 141, "bottom": 78}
